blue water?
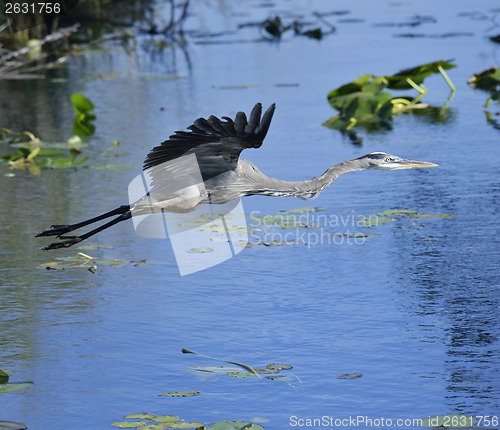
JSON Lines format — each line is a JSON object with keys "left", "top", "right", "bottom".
{"left": 1, "top": 0, "right": 499, "bottom": 428}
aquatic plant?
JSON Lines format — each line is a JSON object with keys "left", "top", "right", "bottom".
{"left": 0, "top": 369, "right": 33, "bottom": 394}
{"left": 323, "top": 60, "right": 456, "bottom": 143}
{"left": 468, "top": 66, "right": 500, "bottom": 107}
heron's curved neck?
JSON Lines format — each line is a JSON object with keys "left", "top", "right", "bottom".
{"left": 243, "top": 158, "right": 365, "bottom": 198}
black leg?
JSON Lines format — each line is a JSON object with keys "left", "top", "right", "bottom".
{"left": 36, "top": 205, "right": 130, "bottom": 237}
{"left": 42, "top": 211, "right": 132, "bottom": 250}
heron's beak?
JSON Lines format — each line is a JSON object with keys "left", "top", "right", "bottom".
{"left": 398, "top": 158, "right": 438, "bottom": 168}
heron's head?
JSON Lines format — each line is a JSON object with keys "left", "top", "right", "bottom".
{"left": 358, "top": 152, "right": 438, "bottom": 170}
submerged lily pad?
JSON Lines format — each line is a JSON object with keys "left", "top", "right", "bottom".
{"left": 359, "top": 216, "right": 395, "bottom": 227}
{"left": 420, "top": 414, "right": 477, "bottom": 428}
{"left": 279, "top": 207, "right": 326, "bottom": 214}
{"left": 227, "top": 372, "right": 258, "bottom": 378}
{"left": 186, "top": 247, "right": 214, "bottom": 253}
{"left": 337, "top": 373, "right": 363, "bottom": 379}
{"left": 159, "top": 391, "right": 200, "bottom": 397}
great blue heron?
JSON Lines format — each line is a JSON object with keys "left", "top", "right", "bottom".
{"left": 37, "top": 103, "right": 437, "bottom": 249}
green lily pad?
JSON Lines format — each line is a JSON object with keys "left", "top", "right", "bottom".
{"left": 112, "top": 422, "right": 145, "bottom": 428}
{"left": 420, "top": 414, "right": 477, "bottom": 428}
{"left": 372, "top": 209, "right": 418, "bottom": 217}
{"left": 359, "top": 216, "right": 394, "bottom": 227}
{"left": 208, "top": 421, "right": 263, "bottom": 430}
{"left": 159, "top": 391, "right": 200, "bottom": 397}
{"left": 168, "top": 422, "right": 204, "bottom": 429}
{"left": 385, "top": 59, "right": 456, "bottom": 90}
{"left": 124, "top": 414, "right": 157, "bottom": 420}
{"left": 0, "top": 369, "right": 9, "bottom": 384}
{"left": 253, "top": 367, "right": 278, "bottom": 374}
{"left": 267, "top": 363, "right": 293, "bottom": 371}
{"left": 0, "top": 382, "right": 34, "bottom": 393}
{"left": 409, "top": 213, "right": 454, "bottom": 220}
{"left": 138, "top": 424, "right": 171, "bottom": 430}
{"left": 154, "top": 416, "right": 181, "bottom": 423}
{"left": 227, "top": 372, "right": 258, "bottom": 378}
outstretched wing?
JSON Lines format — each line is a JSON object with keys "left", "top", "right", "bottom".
{"left": 143, "top": 103, "right": 276, "bottom": 180}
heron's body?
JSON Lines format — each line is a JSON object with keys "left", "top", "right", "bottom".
{"left": 37, "top": 103, "right": 437, "bottom": 249}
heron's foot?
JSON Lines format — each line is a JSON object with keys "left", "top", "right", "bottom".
{"left": 43, "top": 237, "right": 82, "bottom": 250}
{"left": 36, "top": 224, "right": 74, "bottom": 237}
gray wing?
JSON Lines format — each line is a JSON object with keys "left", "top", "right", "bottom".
{"left": 143, "top": 103, "right": 276, "bottom": 181}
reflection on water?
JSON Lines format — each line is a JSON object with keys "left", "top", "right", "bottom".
{"left": 1, "top": 0, "right": 500, "bottom": 428}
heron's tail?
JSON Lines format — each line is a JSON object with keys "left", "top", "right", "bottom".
{"left": 36, "top": 205, "right": 131, "bottom": 250}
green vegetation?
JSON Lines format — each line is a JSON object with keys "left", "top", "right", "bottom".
{"left": 467, "top": 66, "right": 500, "bottom": 107}
{"left": 1, "top": 93, "right": 134, "bottom": 174}
{"left": 323, "top": 60, "right": 456, "bottom": 143}
{"left": 0, "top": 369, "right": 34, "bottom": 394}
{"left": 71, "top": 93, "right": 97, "bottom": 136}
{"left": 261, "top": 15, "right": 335, "bottom": 40}
{"left": 111, "top": 416, "right": 264, "bottom": 430}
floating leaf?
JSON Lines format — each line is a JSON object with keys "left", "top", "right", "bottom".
{"left": 359, "top": 216, "right": 394, "bottom": 227}
{"left": 159, "top": 391, "right": 200, "bottom": 397}
{"left": 154, "top": 416, "right": 181, "bottom": 423}
{"left": 124, "top": 414, "right": 157, "bottom": 420}
{"left": 253, "top": 367, "right": 278, "bottom": 374}
{"left": 227, "top": 372, "right": 258, "bottom": 378}
{"left": 138, "top": 424, "right": 171, "bottom": 430}
{"left": 467, "top": 67, "right": 500, "bottom": 91}
{"left": 420, "top": 414, "right": 477, "bottom": 428}
{"left": 168, "top": 422, "right": 204, "bottom": 429}
{"left": 0, "top": 382, "right": 34, "bottom": 393}
{"left": 337, "top": 373, "right": 362, "bottom": 379}
{"left": 267, "top": 363, "right": 293, "bottom": 371}
{"left": 112, "top": 422, "right": 145, "bottom": 428}
{"left": 385, "top": 59, "right": 456, "bottom": 90}
{"left": 71, "top": 93, "right": 95, "bottom": 117}
{"left": 409, "top": 213, "right": 454, "bottom": 220}
{"left": 372, "top": 209, "right": 418, "bottom": 217}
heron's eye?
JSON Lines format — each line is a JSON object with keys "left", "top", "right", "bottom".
{"left": 385, "top": 157, "right": 393, "bottom": 162}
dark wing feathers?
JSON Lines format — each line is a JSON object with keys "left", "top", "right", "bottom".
{"left": 143, "top": 103, "right": 276, "bottom": 171}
